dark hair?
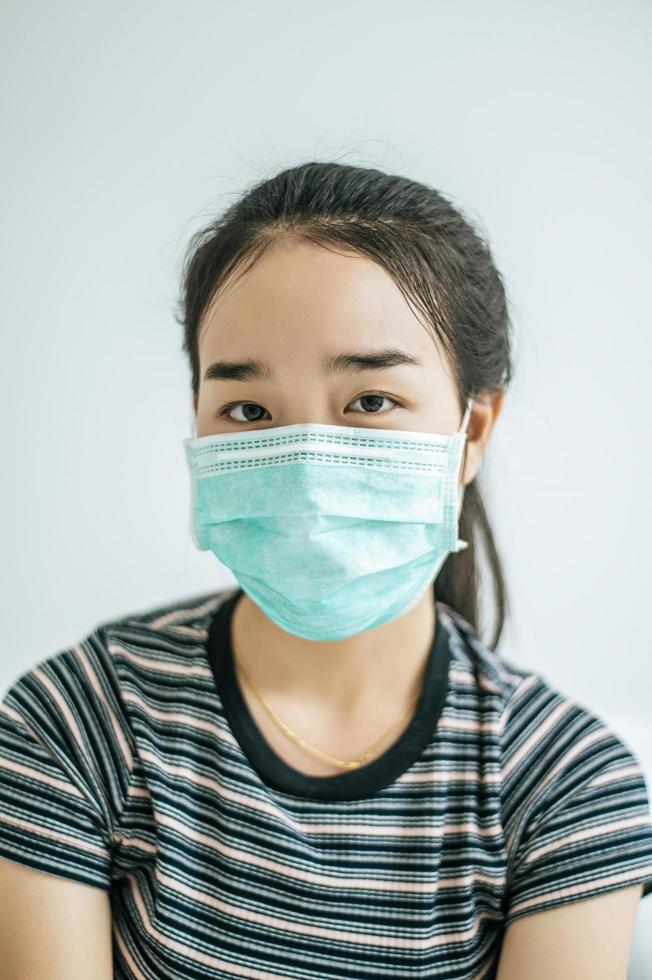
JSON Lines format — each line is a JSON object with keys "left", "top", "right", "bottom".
{"left": 174, "top": 161, "right": 513, "bottom": 649}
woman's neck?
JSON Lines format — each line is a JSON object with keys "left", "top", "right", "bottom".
{"left": 230, "top": 586, "right": 438, "bottom": 719}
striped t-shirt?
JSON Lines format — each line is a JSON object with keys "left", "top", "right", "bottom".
{"left": 1, "top": 585, "right": 651, "bottom": 979}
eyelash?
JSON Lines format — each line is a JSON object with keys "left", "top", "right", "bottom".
{"left": 215, "top": 392, "right": 404, "bottom": 424}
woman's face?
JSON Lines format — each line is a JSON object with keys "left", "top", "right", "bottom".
{"left": 193, "top": 239, "right": 497, "bottom": 483}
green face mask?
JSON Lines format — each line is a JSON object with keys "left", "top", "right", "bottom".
{"left": 183, "top": 398, "right": 473, "bottom": 641}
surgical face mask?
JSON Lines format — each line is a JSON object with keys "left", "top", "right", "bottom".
{"left": 183, "top": 398, "right": 473, "bottom": 642}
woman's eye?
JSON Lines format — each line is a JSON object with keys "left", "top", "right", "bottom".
{"left": 347, "top": 393, "right": 402, "bottom": 415}
{"left": 215, "top": 393, "right": 402, "bottom": 424}
{"left": 217, "top": 402, "right": 270, "bottom": 423}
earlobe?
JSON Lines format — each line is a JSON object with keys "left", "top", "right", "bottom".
{"left": 460, "top": 389, "right": 504, "bottom": 483}
{"left": 459, "top": 440, "right": 481, "bottom": 487}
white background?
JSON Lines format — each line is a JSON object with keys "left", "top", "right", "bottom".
{"left": 1, "top": 1, "right": 650, "bottom": 971}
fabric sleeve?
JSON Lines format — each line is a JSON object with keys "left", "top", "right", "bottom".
{"left": 501, "top": 675, "right": 652, "bottom": 929}
{"left": 0, "top": 633, "right": 126, "bottom": 891}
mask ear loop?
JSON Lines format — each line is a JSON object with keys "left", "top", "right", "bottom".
{"left": 459, "top": 395, "right": 474, "bottom": 435}
{"left": 454, "top": 395, "right": 474, "bottom": 550}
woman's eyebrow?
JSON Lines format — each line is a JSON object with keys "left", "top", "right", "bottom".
{"left": 203, "top": 348, "right": 422, "bottom": 383}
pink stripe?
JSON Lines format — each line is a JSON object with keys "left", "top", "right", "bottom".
{"left": 126, "top": 784, "right": 151, "bottom": 799}
{"left": 114, "top": 834, "right": 157, "bottom": 855}
{"left": 122, "top": 689, "right": 222, "bottom": 735}
{"left": 167, "top": 624, "right": 211, "bottom": 638}
{"left": 439, "top": 715, "right": 503, "bottom": 734}
{"left": 401, "top": 768, "right": 501, "bottom": 784}
{"left": 107, "top": 643, "right": 211, "bottom": 677}
{"left": 591, "top": 763, "right": 645, "bottom": 787}
{"left": 0, "top": 809, "right": 109, "bottom": 857}
{"left": 498, "top": 674, "right": 540, "bottom": 735}
{"left": 449, "top": 664, "right": 504, "bottom": 695}
{"left": 0, "top": 703, "right": 55, "bottom": 756}
{"left": 517, "top": 725, "right": 612, "bottom": 803}
{"left": 149, "top": 594, "right": 227, "bottom": 630}
{"left": 74, "top": 643, "right": 134, "bottom": 771}
{"left": 503, "top": 702, "right": 614, "bottom": 853}
{"left": 114, "top": 927, "right": 149, "bottom": 980}
{"left": 508, "top": 866, "right": 652, "bottom": 916}
{"left": 502, "top": 698, "right": 574, "bottom": 781}
{"left": 32, "top": 666, "right": 86, "bottom": 750}
{"left": 523, "top": 814, "right": 652, "bottom": 865}
{"left": 0, "top": 704, "right": 27, "bottom": 726}
{"left": 0, "top": 755, "right": 87, "bottom": 799}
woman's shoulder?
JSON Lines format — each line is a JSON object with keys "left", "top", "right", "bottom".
{"left": 436, "top": 599, "right": 538, "bottom": 706}
{"left": 436, "top": 600, "right": 652, "bottom": 922}
{"left": 436, "top": 598, "right": 647, "bottom": 768}
{"left": 0, "top": 588, "right": 231, "bottom": 890}
{"left": 98, "top": 586, "right": 231, "bottom": 642}
{"left": 1, "top": 588, "right": 230, "bottom": 709}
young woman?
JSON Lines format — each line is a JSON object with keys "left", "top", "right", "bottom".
{"left": 1, "top": 162, "right": 651, "bottom": 979}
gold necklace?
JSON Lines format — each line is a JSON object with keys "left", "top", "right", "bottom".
{"left": 232, "top": 636, "right": 422, "bottom": 771}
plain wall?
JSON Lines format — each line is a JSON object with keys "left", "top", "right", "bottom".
{"left": 1, "top": 0, "right": 650, "bottom": 971}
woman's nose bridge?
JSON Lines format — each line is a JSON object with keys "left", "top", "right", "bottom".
{"left": 273, "top": 384, "right": 336, "bottom": 426}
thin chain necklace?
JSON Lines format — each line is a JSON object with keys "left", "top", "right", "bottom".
{"left": 232, "top": 635, "right": 422, "bottom": 771}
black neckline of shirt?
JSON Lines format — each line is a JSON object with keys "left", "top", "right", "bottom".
{"left": 205, "top": 587, "right": 452, "bottom": 802}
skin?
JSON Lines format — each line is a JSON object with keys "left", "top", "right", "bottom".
{"left": 0, "top": 237, "right": 640, "bottom": 978}
{"left": 494, "top": 883, "right": 643, "bottom": 979}
{"left": 0, "top": 857, "right": 113, "bottom": 978}
{"left": 193, "top": 237, "right": 503, "bottom": 774}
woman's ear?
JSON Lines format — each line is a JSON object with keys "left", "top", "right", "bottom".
{"left": 461, "top": 388, "right": 505, "bottom": 485}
